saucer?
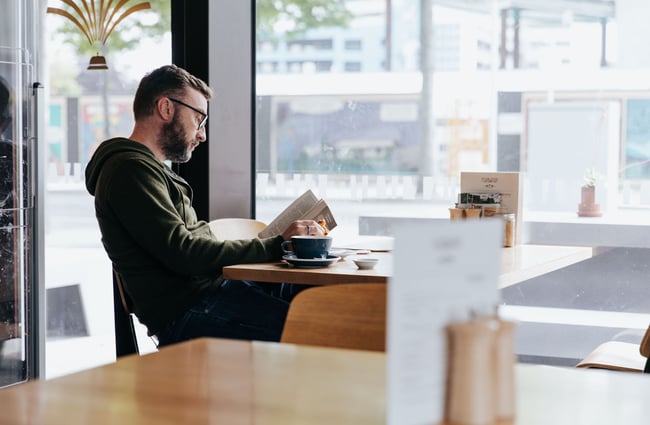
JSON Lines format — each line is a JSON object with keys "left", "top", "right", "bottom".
{"left": 282, "top": 254, "right": 341, "bottom": 268}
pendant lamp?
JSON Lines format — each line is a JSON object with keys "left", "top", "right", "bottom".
{"left": 47, "top": 0, "right": 152, "bottom": 70}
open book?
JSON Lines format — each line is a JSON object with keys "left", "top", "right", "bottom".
{"left": 575, "top": 341, "right": 647, "bottom": 372}
{"left": 576, "top": 326, "right": 650, "bottom": 372}
{"left": 258, "top": 189, "right": 337, "bottom": 238}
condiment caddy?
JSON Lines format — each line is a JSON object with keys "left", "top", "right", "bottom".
{"left": 449, "top": 191, "right": 516, "bottom": 247}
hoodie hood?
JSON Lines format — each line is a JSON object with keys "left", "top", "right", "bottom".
{"left": 85, "top": 138, "right": 158, "bottom": 196}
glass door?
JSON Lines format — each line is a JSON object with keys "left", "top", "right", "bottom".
{"left": 0, "top": 4, "right": 36, "bottom": 385}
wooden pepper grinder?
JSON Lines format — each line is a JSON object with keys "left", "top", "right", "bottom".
{"left": 445, "top": 318, "right": 498, "bottom": 425}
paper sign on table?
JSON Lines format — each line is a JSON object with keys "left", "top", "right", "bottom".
{"left": 386, "top": 219, "right": 502, "bottom": 425}
{"left": 460, "top": 171, "right": 523, "bottom": 244}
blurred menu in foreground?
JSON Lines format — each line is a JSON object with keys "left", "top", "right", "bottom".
{"left": 386, "top": 219, "right": 502, "bottom": 425}
{"left": 258, "top": 189, "right": 337, "bottom": 238}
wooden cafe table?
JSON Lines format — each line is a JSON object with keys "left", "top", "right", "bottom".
{"left": 223, "top": 243, "right": 593, "bottom": 289}
{"left": 1, "top": 337, "right": 649, "bottom": 424}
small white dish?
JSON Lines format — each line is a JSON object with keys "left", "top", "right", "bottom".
{"left": 352, "top": 257, "right": 379, "bottom": 270}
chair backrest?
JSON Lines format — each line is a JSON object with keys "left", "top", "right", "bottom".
{"left": 113, "top": 270, "right": 158, "bottom": 357}
{"left": 208, "top": 218, "right": 267, "bottom": 240}
{"left": 112, "top": 269, "right": 139, "bottom": 357}
{"left": 640, "top": 325, "right": 650, "bottom": 358}
{"left": 639, "top": 325, "right": 650, "bottom": 373}
{"left": 281, "top": 283, "right": 386, "bottom": 352}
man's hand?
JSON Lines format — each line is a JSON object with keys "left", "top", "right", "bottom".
{"left": 282, "top": 220, "right": 324, "bottom": 240}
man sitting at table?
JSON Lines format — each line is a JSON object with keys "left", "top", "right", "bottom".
{"left": 85, "top": 64, "right": 322, "bottom": 347}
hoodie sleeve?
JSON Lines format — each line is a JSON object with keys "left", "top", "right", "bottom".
{"left": 94, "top": 154, "right": 283, "bottom": 277}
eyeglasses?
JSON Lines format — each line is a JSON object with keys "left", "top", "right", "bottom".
{"left": 168, "top": 97, "right": 208, "bottom": 130}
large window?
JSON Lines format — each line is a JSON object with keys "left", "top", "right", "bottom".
{"left": 255, "top": 0, "right": 650, "bottom": 366}
{"left": 29, "top": 0, "right": 650, "bottom": 376}
{"left": 44, "top": 1, "right": 170, "bottom": 378}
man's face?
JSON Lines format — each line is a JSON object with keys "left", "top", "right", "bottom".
{"left": 160, "top": 113, "right": 194, "bottom": 163}
{"left": 160, "top": 102, "right": 205, "bottom": 162}
{"left": 160, "top": 90, "right": 208, "bottom": 163}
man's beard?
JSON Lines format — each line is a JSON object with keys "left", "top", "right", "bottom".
{"left": 160, "top": 116, "right": 195, "bottom": 163}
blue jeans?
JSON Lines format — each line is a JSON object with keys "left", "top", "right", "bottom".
{"left": 155, "top": 280, "right": 311, "bottom": 347}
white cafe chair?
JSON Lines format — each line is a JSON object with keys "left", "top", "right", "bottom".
{"left": 208, "top": 218, "right": 267, "bottom": 240}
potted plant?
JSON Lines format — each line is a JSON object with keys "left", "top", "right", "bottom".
{"left": 577, "top": 167, "right": 602, "bottom": 217}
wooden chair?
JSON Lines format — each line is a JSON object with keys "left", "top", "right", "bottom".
{"left": 113, "top": 270, "right": 138, "bottom": 357}
{"left": 281, "top": 283, "right": 386, "bottom": 352}
{"left": 208, "top": 218, "right": 267, "bottom": 240}
{"left": 113, "top": 270, "right": 157, "bottom": 357}
{"left": 576, "top": 325, "right": 650, "bottom": 372}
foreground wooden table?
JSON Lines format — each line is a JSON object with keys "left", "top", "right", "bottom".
{"left": 223, "top": 244, "right": 593, "bottom": 289}
{"left": 1, "top": 337, "right": 650, "bottom": 424}
{"left": 0, "top": 338, "right": 384, "bottom": 425}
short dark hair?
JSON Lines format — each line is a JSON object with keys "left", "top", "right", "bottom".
{"left": 132, "top": 64, "right": 212, "bottom": 120}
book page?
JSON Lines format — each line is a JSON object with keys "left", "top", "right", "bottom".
{"left": 258, "top": 190, "right": 319, "bottom": 238}
{"left": 302, "top": 199, "right": 337, "bottom": 232}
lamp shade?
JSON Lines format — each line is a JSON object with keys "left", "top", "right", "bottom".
{"left": 87, "top": 55, "right": 108, "bottom": 70}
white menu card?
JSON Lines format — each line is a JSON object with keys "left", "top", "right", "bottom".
{"left": 386, "top": 219, "right": 502, "bottom": 425}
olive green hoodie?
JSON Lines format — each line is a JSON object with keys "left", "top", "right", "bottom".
{"left": 85, "top": 138, "right": 284, "bottom": 335}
